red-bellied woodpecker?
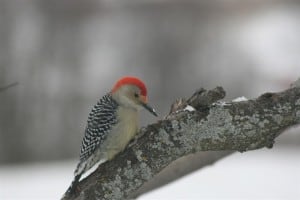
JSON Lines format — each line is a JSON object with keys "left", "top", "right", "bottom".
{"left": 66, "top": 76, "right": 157, "bottom": 195}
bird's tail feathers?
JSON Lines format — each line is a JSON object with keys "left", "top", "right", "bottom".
{"left": 61, "top": 174, "right": 81, "bottom": 199}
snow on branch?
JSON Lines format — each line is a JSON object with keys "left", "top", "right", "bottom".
{"left": 63, "top": 79, "right": 300, "bottom": 200}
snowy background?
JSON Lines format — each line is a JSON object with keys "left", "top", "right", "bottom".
{"left": 1, "top": 0, "right": 300, "bottom": 199}
{"left": 1, "top": 146, "right": 300, "bottom": 200}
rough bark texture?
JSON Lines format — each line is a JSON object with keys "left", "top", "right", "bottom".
{"left": 62, "top": 79, "right": 300, "bottom": 200}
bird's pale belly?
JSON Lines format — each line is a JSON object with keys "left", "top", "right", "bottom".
{"left": 102, "top": 107, "right": 138, "bottom": 160}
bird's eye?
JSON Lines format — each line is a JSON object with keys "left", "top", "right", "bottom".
{"left": 134, "top": 93, "right": 139, "bottom": 98}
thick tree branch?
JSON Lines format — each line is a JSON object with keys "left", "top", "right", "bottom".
{"left": 63, "top": 79, "right": 300, "bottom": 200}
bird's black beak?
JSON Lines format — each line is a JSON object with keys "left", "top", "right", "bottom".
{"left": 142, "top": 103, "right": 158, "bottom": 117}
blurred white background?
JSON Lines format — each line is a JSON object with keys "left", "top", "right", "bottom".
{"left": 0, "top": 0, "right": 299, "bottom": 199}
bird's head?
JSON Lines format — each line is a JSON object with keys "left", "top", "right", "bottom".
{"left": 111, "top": 76, "right": 158, "bottom": 116}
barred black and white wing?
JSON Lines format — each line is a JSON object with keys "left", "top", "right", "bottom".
{"left": 66, "top": 94, "right": 119, "bottom": 195}
{"left": 79, "top": 93, "right": 119, "bottom": 161}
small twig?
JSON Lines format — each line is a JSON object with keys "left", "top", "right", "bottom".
{"left": 0, "top": 82, "right": 19, "bottom": 92}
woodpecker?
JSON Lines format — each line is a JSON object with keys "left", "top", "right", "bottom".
{"left": 66, "top": 76, "right": 157, "bottom": 195}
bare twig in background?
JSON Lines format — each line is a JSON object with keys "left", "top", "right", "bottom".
{"left": 62, "top": 78, "right": 300, "bottom": 200}
{"left": 0, "top": 82, "right": 18, "bottom": 92}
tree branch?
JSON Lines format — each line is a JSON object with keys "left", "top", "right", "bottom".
{"left": 63, "top": 79, "right": 300, "bottom": 200}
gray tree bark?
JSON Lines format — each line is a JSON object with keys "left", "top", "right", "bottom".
{"left": 62, "top": 78, "right": 300, "bottom": 200}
